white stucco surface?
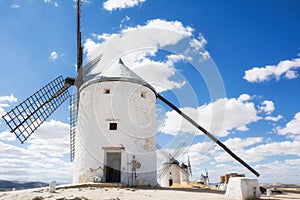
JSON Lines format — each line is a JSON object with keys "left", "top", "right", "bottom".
{"left": 225, "top": 177, "right": 261, "bottom": 200}
{"left": 73, "top": 60, "right": 157, "bottom": 186}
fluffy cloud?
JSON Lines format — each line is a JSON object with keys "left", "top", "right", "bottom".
{"left": 132, "top": 59, "right": 186, "bottom": 92}
{"left": 0, "top": 94, "right": 17, "bottom": 103}
{"left": 243, "top": 57, "right": 300, "bottom": 83}
{"left": 278, "top": 112, "right": 300, "bottom": 140}
{"left": 265, "top": 114, "right": 283, "bottom": 122}
{"left": 259, "top": 100, "right": 275, "bottom": 114}
{"left": 10, "top": 4, "right": 20, "bottom": 9}
{"left": 237, "top": 94, "right": 251, "bottom": 102}
{"left": 159, "top": 94, "right": 261, "bottom": 137}
{"left": 134, "top": 19, "right": 193, "bottom": 37}
{"left": 84, "top": 19, "right": 204, "bottom": 93}
{"left": 214, "top": 139, "right": 300, "bottom": 163}
{"left": 223, "top": 137, "right": 263, "bottom": 150}
{"left": 103, "top": 0, "right": 146, "bottom": 11}
{"left": 85, "top": 19, "right": 194, "bottom": 60}
{"left": 0, "top": 131, "right": 16, "bottom": 141}
{"left": 254, "top": 159, "right": 300, "bottom": 183}
{"left": 0, "top": 120, "right": 72, "bottom": 182}
{"left": 27, "top": 120, "right": 70, "bottom": 157}
{"left": 0, "top": 94, "right": 17, "bottom": 116}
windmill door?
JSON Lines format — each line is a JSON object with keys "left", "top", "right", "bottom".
{"left": 105, "top": 152, "right": 121, "bottom": 182}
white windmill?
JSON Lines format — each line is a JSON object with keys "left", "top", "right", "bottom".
{"left": 1, "top": 0, "right": 260, "bottom": 187}
{"left": 73, "top": 58, "right": 157, "bottom": 185}
{"left": 158, "top": 144, "right": 191, "bottom": 187}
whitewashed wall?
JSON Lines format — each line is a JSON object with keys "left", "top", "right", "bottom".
{"left": 73, "top": 80, "right": 157, "bottom": 186}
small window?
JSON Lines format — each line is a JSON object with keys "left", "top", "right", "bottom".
{"left": 141, "top": 91, "right": 146, "bottom": 99}
{"left": 109, "top": 122, "right": 117, "bottom": 130}
{"left": 104, "top": 88, "right": 110, "bottom": 94}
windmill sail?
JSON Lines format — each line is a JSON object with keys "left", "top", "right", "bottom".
{"left": 82, "top": 53, "right": 103, "bottom": 76}
{"left": 157, "top": 142, "right": 186, "bottom": 178}
{"left": 187, "top": 156, "right": 192, "bottom": 176}
{"left": 70, "top": 92, "right": 78, "bottom": 161}
{"left": 157, "top": 93, "right": 260, "bottom": 177}
{"left": 2, "top": 76, "right": 72, "bottom": 143}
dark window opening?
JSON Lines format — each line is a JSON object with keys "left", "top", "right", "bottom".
{"left": 109, "top": 122, "right": 117, "bottom": 130}
{"left": 141, "top": 91, "right": 146, "bottom": 98}
{"left": 104, "top": 88, "right": 110, "bottom": 94}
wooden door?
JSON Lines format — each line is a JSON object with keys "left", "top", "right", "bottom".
{"left": 105, "top": 152, "right": 121, "bottom": 182}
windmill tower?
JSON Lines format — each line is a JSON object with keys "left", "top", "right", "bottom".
{"left": 73, "top": 59, "right": 157, "bottom": 185}
{"left": 1, "top": 0, "right": 260, "bottom": 187}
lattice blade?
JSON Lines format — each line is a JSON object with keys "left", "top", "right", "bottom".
{"left": 83, "top": 53, "right": 103, "bottom": 75}
{"left": 2, "top": 76, "right": 71, "bottom": 143}
{"left": 70, "top": 92, "right": 78, "bottom": 161}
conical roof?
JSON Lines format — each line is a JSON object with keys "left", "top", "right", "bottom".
{"left": 101, "top": 59, "right": 145, "bottom": 81}
{"left": 95, "top": 59, "right": 156, "bottom": 94}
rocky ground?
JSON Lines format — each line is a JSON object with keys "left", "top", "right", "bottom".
{"left": 0, "top": 182, "right": 299, "bottom": 200}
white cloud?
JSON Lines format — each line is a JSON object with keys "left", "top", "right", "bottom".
{"left": 84, "top": 39, "right": 97, "bottom": 55}
{"left": 188, "top": 34, "right": 210, "bottom": 61}
{"left": 166, "top": 54, "right": 186, "bottom": 66}
{"left": 129, "top": 57, "right": 186, "bottom": 92}
{"left": 259, "top": 100, "right": 275, "bottom": 114}
{"left": 254, "top": 159, "right": 300, "bottom": 183}
{"left": 0, "top": 120, "right": 72, "bottom": 183}
{"left": 87, "top": 19, "right": 194, "bottom": 56}
{"left": 120, "top": 51, "right": 187, "bottom": 92}
{"left": 10, "top": 4, "right": 20, "bottom": 9}
{"left": 189, "top": 34, "right": 207, "bottom": 51}
{"left": 44, "top": 0, "right": 59, "bottom": 7}
{"left": 84, "top": 19, "right": 202, "bottom": 92}
{"left": 103, "top": 0, "right": 145, "bottom": 11}
{"left": 159, "top": 94, "right": 261, "bottom": 137}
{"left": 0, "top": 94, "right": 17, "bottom": 103}
{"left": 237, "top": 94, "right": 251, "bottom": 102}
{"left": 214, "top": 140, "right": 300, "bottom": 163}
{"left": 0, "top": 94, "right": 17, "bottom": 117}
{"left": 135, "top": 19, "right": 193, "bottom": 37}
{"left": 243, "top": 57, "right": 300, "bottom": 83}
{"left": 265, "top": 114, "right": 283, "bottom": 122}
{"left": 0, "top": 154, "right": 72, "bottom": 183}
{"left": 83, "top": 18, "right": 214, "bottom": 96}
{"left": 50, "top": 51, "right": 58, "bottom": 60}
{"left": 0, "top": 131, "right": 16, "bottom": 142}
{"left": 278, "top": 112, "right": 300, "bottom": 139}
{"left": 27, "top": 120, "right": 70, "bottom": 157}
{"left": 223, "top": 137, "right": 263, "bottom": 150}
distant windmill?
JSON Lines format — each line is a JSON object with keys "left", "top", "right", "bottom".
{"left": 158, "top": 142, "right": 190, "bottom": 187}
{"left": 200, "top": 169, "right": 210, "bottom": 185}
{"left": 1, "top": 0, "right": 259, "bottom": 186}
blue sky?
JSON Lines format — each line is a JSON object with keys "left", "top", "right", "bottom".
{"left": 0, "top": 0, "right": 300, "bottom": 184}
